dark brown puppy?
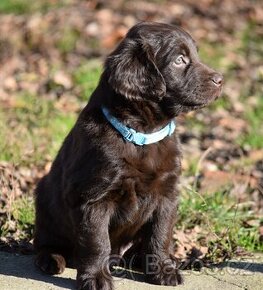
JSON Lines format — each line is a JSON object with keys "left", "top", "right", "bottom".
{"left": 34, "top": 22, "right": 223, "bottom": 290}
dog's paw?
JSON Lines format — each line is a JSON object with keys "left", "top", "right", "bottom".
{"left": 145, "top": 256, "right": 183, "bottom": 286}
{"left": 35, "top": 251, "right": 66, "bottom": 275}
{"left": 77, "top": 272, "right": 113, "bottom": 290}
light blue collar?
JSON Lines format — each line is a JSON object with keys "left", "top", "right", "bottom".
{"left": 102, "top": 107, "right": 175, "bottom": 146}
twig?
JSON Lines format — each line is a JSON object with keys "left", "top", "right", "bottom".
{"left": 193, "top": 146, "right": 213, "bottom": 190}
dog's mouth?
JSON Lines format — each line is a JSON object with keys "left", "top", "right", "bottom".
{"left": 185, "top": 101, "right": 207, "bottom": 108}
{"left": 183, "top": 89, "right": 222, "bottom": 109}
{"left": 184, "top": 99, "right": 212, "bottom": 109}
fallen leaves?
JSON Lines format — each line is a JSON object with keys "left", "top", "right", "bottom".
{"left": 200, "top": 170, "right": 258, "bottom": 196}
{"left": 219, "top": 117, "right": 248, "bottom": 133}
{"left": 53, "top": 70, "right": 73, "bottom": 89}
{"left": 174, "top": 226, "right": 209, "bottom": 260}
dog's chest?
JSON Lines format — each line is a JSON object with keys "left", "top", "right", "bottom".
{"left": 123, "top": 140, "right": 179, "bottom": 193}
{"left": 111, "top": 141, "right": 179, "bottom": 224}
{"left": 109, "top": 142, "right": 180, "bottom": 247}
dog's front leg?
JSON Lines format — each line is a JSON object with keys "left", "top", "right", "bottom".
{"left": 72, "top": 203, "right": 113, "bottom": 290}
{"left": 143, "top": 196, "right": 183, "bottom": 286}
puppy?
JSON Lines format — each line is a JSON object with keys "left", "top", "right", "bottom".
{"left": 34, "top": 22, "right": 223, "bottom": 290}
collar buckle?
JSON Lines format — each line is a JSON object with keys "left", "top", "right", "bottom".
{"left": 125, "top": 131, "right": 134, "bottom": 142}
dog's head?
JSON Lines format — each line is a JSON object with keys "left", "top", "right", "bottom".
{"left": 105, "top": 22, "right": 223, "bottom": 115}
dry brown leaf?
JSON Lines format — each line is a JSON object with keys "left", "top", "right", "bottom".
{"left": 219, "top": 117, "right": 247, "bottom": 132}
{"left": 53, "top": 71, "right": 72, "bottom": 89}
{"left": 200, "top": 170, "right": 258, "bottom": 194}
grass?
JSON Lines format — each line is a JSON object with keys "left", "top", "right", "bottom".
{"left": 73, "top": 59, "right": 102, "bottom": 101}
{"left": 0, "top": 93, "right": 76, "bottom": 166}
{"left": 56, "top": 26, "right": 80, "bottom": 54}
{"left": 199, "top": 41, "right": 226, "bottom": 71}
{"left": 184, "top": 113, "right": 206, "bottom": 134}
{"left": 240, "top": 21, "right": 263, "bottom": 61}
{"left": 209, "top": 93, "right": 232, "bottom": 111}
{"left": 0, "top": 196, "right": 35, "bottom": 239}
{"left": 0, "top": 0, "right": 70, "bottom": 14}
{"left": 0, "top": 59, "right": 102, "bottom": 166}
{"left": 235, "top": 21, "right": 263, "bottom": 149}
{"left": 178, "top": 188, "right": 263, "bottom": 260}
{"left": 12, "top": 197, "right": 34, "bottom": 225}
{"left": 239, "top": 96, "right": 263, "bottom": 150}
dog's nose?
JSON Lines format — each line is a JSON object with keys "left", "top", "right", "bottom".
{"left": 211, "top": 73, "right": 223, "bottom": 86}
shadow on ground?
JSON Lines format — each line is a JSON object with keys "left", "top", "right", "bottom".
{"left": 0, "top": 253, "right": 75, "bottom": 289}
{"left": 0, "top": 251, "right": 263, "bottom": 290}
{"left": 0, "top": 251, "right": 147, "bottom": 289}
{"left": 215, "top": 260, "right": 263, "bottom": 274}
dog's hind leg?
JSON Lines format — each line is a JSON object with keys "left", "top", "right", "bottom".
{"left": 34, "top": 177, "right": 73, "bottom": 275}
{"left": 34, "top": 220, "right": 73, "bottom": 275}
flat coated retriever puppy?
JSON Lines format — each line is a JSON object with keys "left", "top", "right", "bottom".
{"left": 34, "top": 22, "right": 223, "bottom": 289}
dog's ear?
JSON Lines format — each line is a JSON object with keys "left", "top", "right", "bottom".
{"left": 105, "top": 37, "right": 166, "bottom": 101}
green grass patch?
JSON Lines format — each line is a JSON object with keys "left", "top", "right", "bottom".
{"left": 48, "top": 113, "right": 76, "bottom": 157}
{"left": 238, "top": 96, "right": 263, "bottom": 150}
{"left": 199, "top": 42, "right": 226, "bottom": 71}
{"left": 12, "top": 196, "right": 35, "bottom": 226}
{"left": 0, "top": 0, "right": 34, "bottom": 14}
{"left": 240, "top": 21, "right": 263, "bottom": 60}
{"left": 209, "top": 93, "right": 232, "bottom": 111}
{"left": 184, "top": 115, "right": 206, "bottom": 135}
{"left": 56, "top": 27, "right": 80, "bottom": 54}
{"left": 0, "top": 93, "right": 76, "bottom": 166}
{"left": 0, "top": 195, "right": 35, "bottom": 239}
{"left": 0, "top": 0, "right": 70, "bottom": 14}
{"left": 184, "top": 157, "right": 199, "bottom": 177}
{"left": 236, "top": 21, "right": 263, "bottom": 149}
{"left": 73, "top": 59, "right": 102, "bottom": 101}
{"left": 178, "top": 188, "right": 263, "bottom": 260}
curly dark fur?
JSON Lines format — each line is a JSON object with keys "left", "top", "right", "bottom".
{"left": 34, "top": 22, "right": 223, "bottom": 290}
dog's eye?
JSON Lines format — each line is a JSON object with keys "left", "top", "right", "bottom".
{"left": 174, "top": 55, "right": 187, "bottom": 66}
